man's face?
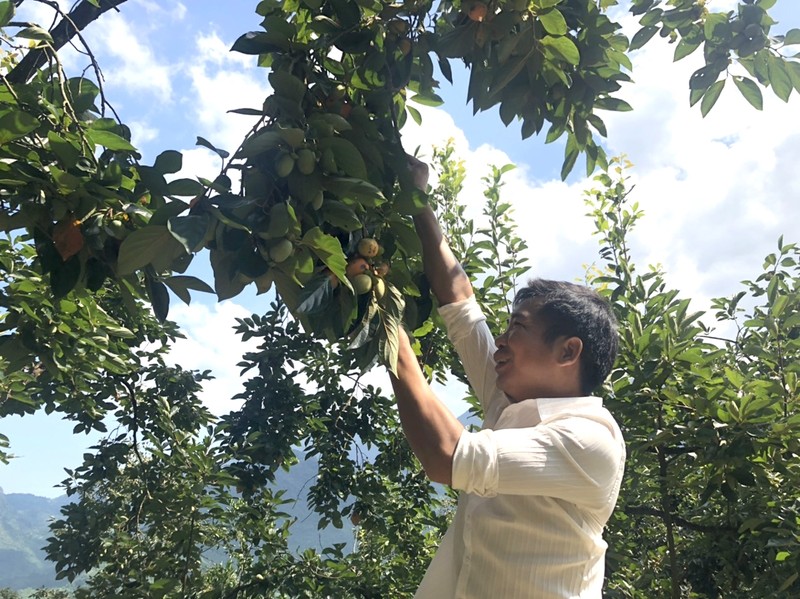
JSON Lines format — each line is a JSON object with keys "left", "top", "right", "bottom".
{"left": 493, "top": 299, "right": 570, "bottom": 402}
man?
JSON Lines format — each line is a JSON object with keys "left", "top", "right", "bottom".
{"left": 389, "top": 156, "right": 626, "bottom": 598}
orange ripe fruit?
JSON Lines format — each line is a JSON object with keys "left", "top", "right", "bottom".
{"left": 346, "top": 257, "right": 370, "bottom": 277}
{"left": 53, "top": 218, "right": 84, "bottom": 261}
{"left": 468, "top": 2, "right": 488, "bottom": 21}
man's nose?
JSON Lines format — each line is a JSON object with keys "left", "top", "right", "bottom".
{"left": 495, "top": 331, "right": 507, "bottom": 348}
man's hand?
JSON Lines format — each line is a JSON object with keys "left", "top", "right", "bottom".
{"left": 407, "top": 154, "right": 429, "bottom": 192}
{"left": 406, "top": 154, "right": 473, "bottom": 306}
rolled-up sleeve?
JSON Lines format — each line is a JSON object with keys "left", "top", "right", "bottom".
{"left": 451, "top": 416, "right": 624, "bottom": 509}
{"left": 438, "top": 296, "right": 503, "bottom": 417}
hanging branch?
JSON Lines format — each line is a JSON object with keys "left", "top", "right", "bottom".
{"left": 6, "top": 0, "right": 128, "bottom": 84}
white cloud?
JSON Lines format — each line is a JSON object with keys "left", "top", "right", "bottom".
{"left": 401, "top": 30, "right": 800, "bottom": 334}
{"left": 187, "top": 32, "right": 269, "bottom": 154}
{"left": 85, "top": 12, "right": 174, "bottom": 102}
{"left": 133, "top": 0, "right": 187, "bottom": 21}
{"left": 128, "top": 119, "right": 159, "bottom": 146}
{"left": 167, "top": 301, "right": 261, "bottom": 415}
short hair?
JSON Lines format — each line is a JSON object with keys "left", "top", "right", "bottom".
{"left": 513, "top": 279, "right": 618, "bottom": 395}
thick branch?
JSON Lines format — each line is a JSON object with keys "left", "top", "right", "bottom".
{"left": 7, "top": 0, "right": 128, "bottom": 84}
{"left": 625, "top": 505, "right": 736, "bottom": 534}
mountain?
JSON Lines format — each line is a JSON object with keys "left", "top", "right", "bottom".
{"left": 0, "top": 456, "right": 354, "bottom": 591}
{"left": 0, "top": 488, "right": 69, "bottom": 590}
{"left": 0, "top": 409, "right": 479, "bottom": 590}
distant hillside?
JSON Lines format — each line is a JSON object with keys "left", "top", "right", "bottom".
{"left": 0, "top": 488, "right": 69, "bottom": 590}
{"left": 0, "top": 455, "right": 354, "bottom": 591}
{"left": 0, "top": 408, "right": 479, "bottom": 591}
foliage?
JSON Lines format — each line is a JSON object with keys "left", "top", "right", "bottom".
{"left": 36, "top": 148, "right": 523, "bottom": 597}
{"left": 0, "top": 0, "right": 797, "bottom": 372}
{"left": 586, "top": 159, "right": 800, "bottom": 598}
{"left": 0, "top": 1, "right": 799, "bottom": 597}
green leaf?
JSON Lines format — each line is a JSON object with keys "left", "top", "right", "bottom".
{"left": 561, "top": 134, "right": 579, "bottom": 180}
{"left": 16, "top": 26, "right": 53, "bottom": 43}
{"left": 167, "top": 178, "right": 205, "bottom": 197}
{"left": 700, "top": 79, "right": 725, "bottom": 117}
{"left": 689, "top": 65, "right": 722, "bottom": 91}
{"left": 767, "top": 55, "right": 793, "bottom": 102}
{"left": 196, "top": 136, "right": 230, "bottom": 159}
{"left": 210, "top": 248, "right": 247, "bottom": 300}
{"left": 629, "top": 25, "right": 658, "bottom": 51}
{"left": 0, "top": 109, "right": 40, "bottom": 144}
{"left": 268, "top": 70, "right": 306, "bottom": 104}
{"left": 789, "top": 61, "right": 800, "bottom": 94}
{"left": 67, "top": 78, "right": 100, "bottom": 113}
{"left": 163, "top": 275, "right": 215, "bottom": 305}
{"left": 733, "top": 76, "right": 763, "bottom": 110}
{"left": 321, "top": 200, "right": 362, "bottom": 231}
{"left": 237, "top": 131, "right": 283, "bottom": 158}
{"left": 301, "top": 227, "right": 350, "bottom": 290}
{"left": 0, "top": 1, "right": 14, "bottom": 28}
{"left": 231, "top": 31, "right": 291, "bottom": 55}
{"left": 594, "top": 97, "right": 633, "bottom": 112}
{"left": 117, "top": 226, "right": 174, "bottom": 275}
{"left": 145, "top": 275, "right": 170, "bottom": 322}
{"left": 406, "top": 104, "right": 422, "bottom": 126}
{"left": 674, "top": 38, "right": 701, "bottom": 61}
{"left": 86, "top": 129, "right": 136, "bottom": 151}
{"left": 168, "top": 215, "right": 209, "bottom": 253}
{"left": 784, "top": 28, "right": 800, "bottom": 46}
{"left": 317, "top": 138, "right": 367, "bottom": 179}
{"left": 154, "top": 150, "right": 183, "bottom": 175}
{"left": 47, "top": 131, "right": 80, "bottom": 169}
{"left": 296, "top": 274, "right": 336, "bottom": 315}
{"left": 322, "top": 177, "right": 385, "bottom": 206}
{"left": 538, "top": 8, "right": 567, "bottom": 36}
{"left": 50, "top": 255, "right": 80, "bottom": 298}
{"left": 540, "top": 35, "right": 580, "bottom": 65}
{"left": 378, "top": 282, "right": 405, "bottom": 375}
{"left": 409, "top": 91, "right": 444, "bottom": 107}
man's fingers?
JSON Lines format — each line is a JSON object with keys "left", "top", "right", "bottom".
{"left": 406, "top": 153, "right": 429, "bottom": 191}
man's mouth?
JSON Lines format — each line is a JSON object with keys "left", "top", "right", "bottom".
{"left": 494, "top": 355, "right": 510, "bottom": 370}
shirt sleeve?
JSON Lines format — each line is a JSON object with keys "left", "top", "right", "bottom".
{"left": 450, "top": 415, "right": 624, "bottom": 509}
{"left": 438, "top": 296, "right": 505, "bottom": 421}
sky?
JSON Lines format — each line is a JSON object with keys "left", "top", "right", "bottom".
{"left": 1, "top": 0, "right": 799, "bottom": 497}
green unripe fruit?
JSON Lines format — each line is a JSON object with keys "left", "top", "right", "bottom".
{"left": 269, "top": 238, "right": 294, "bottom": 263}
{"left": 265, "top": 203, "right": 292, "bottom": 238}
{"left": 278, "top": 127, "right": 305, "bottom": 149}
{"left": 373, "top": 277, "right": 386, "bottom": 300}
{"left": 105, "top": 219, "right": 128, "bottom": 240}
{"left": 320, "top": 148, "right": 337, "bottom": 173}
{"left": 352, "top": 273, "right": 373, "bottom": 295}
{"left": 296, "top": 149, "right": 316, "bottom": 175}
{"left": 358, "top": 237, "right": 380, "bottom": 258}
{"left": 311, "top": 190, "right": 324, "bottom": 210}
{"left": 275, "top": 154, "right": 295, "bottom": 178}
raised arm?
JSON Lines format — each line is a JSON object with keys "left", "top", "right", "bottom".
{"left": 390, "top": 326, "right": 464, "bottom": 485}
{"left": 407, "top": 156, "right": 473, "bottom": 306}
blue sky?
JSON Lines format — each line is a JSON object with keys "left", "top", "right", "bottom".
{"left": 2, "top": 0, "right": 800, "bottom": 497}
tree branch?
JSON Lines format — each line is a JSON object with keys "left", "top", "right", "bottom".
{"left": 625, "top": 504, "right": 736, "bottom": 534}
{"left": 7, "top": 0, "right": 128, "bottom": 84}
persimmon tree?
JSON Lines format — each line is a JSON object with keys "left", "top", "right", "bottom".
{"left": 1, "top": 0, "right": 799, "bottom": 377}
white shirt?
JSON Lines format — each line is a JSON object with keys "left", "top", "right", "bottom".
{"left": 415, "top": 296, "right": 626, "bottom": 599}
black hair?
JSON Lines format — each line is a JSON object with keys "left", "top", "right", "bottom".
{"left": 513, "top": 279, "right": 618, "bottom": 395}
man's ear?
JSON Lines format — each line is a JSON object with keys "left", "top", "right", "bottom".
{"left": 559, "top": 337, "right": 583, "bottom": 366}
